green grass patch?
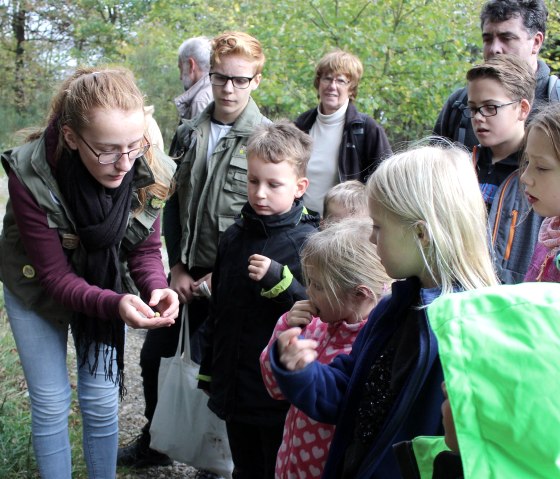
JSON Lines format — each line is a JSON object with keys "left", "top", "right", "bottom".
{"left": 0, "top": 315, "right": 38, "bottom": 478}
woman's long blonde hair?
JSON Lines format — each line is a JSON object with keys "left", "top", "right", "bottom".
{"left": 367, "top": 142, "right": 498, "bottom": 294}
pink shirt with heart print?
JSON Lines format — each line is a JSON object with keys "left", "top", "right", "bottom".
{"left": 260, "top": 313, "right": 368, "bottom": 479}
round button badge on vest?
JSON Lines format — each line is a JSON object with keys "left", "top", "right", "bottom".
{"left": 22, "top": 264, "right": 36, "bottom": 278}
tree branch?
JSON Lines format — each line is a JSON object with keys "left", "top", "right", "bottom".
{"left": 350, "top": 1, "right": 373, "bottom": 26}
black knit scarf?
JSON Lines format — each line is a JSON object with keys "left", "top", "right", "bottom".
{"left": 56, "top": 149, "right": 134, "bottom": 399}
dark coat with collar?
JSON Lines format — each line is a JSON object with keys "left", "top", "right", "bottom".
{"left": 270, "top": 277, "right": 446, "bottom": 478}
{"left": 294, "top": 102, "right": 392, "bottom": 182}
{"left": 199, "top": 199, "right": 319, "bottom": 426}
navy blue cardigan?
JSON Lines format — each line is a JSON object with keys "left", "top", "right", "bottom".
{"left": 270, "top": 277, "right": 446, "bottom": 478}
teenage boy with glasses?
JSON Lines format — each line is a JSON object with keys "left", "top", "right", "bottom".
{"left": 467, "top": 54, "right": 543, "bottom": 284}
{"left": 164, "top": 30, "right": 268, "bottom": 312}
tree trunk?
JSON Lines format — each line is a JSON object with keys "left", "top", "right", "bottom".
{"left": 12, "top": 1, "right": 26, "bottom": 112}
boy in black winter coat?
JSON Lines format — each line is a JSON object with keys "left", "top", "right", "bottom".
{"left": 198, "top": 120, "right": 319, "bottom": 479}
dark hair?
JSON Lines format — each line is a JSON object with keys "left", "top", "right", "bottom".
{"left": 480, "top": 0, "right": 548, "bottom": 38}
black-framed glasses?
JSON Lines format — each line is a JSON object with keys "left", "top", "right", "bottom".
{"left": 76, "top": 132, "right": 150, "bottom": 165}
{"left": 462, "top": 100, "right": 521, "bottom": 118}
{"left": 209, "top": 72, "right": 256, "bottom": 89}
{"left": 319, "top": 75, "right": 350, "bottom": 86}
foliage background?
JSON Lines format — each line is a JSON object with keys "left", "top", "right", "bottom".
{"left": 0, "top": 0, "right": 559, "bottom": 150}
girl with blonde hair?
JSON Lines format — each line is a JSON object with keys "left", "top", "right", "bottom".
{"left": 0, "top": 66, "right": 179, "bottom": 478}
{"left": 260, "top": 217, "right": 391, "bottom": 478}
{"left": 268, "top": 143, "right": 497, "bottom": 478}
{"left": 323, "top": 179, "right": 368, "bottom": 223}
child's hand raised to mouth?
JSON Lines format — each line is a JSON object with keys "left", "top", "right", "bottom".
{"left": 286, "top": 300, "right": 318, "bottom": 328}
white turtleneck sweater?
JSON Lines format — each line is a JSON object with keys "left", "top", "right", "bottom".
{"left": 303, "top": 100, "right": 348, "bottom": 215}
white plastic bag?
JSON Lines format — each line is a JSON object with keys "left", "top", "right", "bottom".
{"left": 150, "top": 308, "right": 233, "bottom": 478}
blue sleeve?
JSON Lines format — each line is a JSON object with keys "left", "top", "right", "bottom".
{"left": 268, "top": 293, "right": 392, "bottom": 426}
{"left": 269, "top": 335, "right": 359, "bottom": 425}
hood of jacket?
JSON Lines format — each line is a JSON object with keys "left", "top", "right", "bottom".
{"left": 427, "top": 282, "right": 560, "bottom": 478}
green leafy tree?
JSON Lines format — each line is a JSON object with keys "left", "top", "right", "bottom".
{"left": 541, "top": 5, "right": 560, "bottom": 73}
{"left": 130, "top": 0, "right": 485, "bottom": 144}
{"left": 3, "top": 0, "right": 560, "bottom": 152}
{"left": 0, "top": 0, "right": 153, "bottom": 150}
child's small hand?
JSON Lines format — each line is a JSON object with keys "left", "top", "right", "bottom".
{"left": 248, "top": 254, "right": 272, "bottom": 281}
{"left": 277, "top": 327, "right": 318, "bottom": 371}
{"left": 287, "top": 300, "right": 317, "bottom": 328}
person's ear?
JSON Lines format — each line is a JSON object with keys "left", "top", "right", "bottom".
{"left": 414, "top": 221, "right": 430, "bottom": 248}
{"left": 250, "top": 73, "right": 262, "bottom": 91}
{"left": 295, "top": 176, "right": 309, "bottom": 199}
{"left": 519, "top": 98, "right": 531, "bottom": 121}
{"left": 61, "top": 125, "right": 79, "bottom": 150}
{"left": 353, "top": 285, "right": 373, "bottom": 298}
{"left": 532, "top": 31, "right": 544, "bottom": 55}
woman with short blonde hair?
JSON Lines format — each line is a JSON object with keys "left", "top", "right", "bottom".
{"left": 295, "top": 49, "right": 392, "bottom": 216}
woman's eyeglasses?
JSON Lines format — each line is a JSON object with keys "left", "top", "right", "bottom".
{"left": 76, "top": 132, "right": 150, "bottom": 164}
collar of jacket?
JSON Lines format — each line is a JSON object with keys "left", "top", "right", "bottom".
{"left": 473, "top": 144, "right": 521, "bottom": 169}
{"left": 132, "top": 156, "right": 156, "bottom": 189}
{"left": 174, "top": 74, "right": 211, "bottom": 110}
{"left": 536, "top": 58, "right": 551, "bottom": 83}
{"left": 182, "top": 96, "right": 267, "bottom": 138}
{"left": 295, "top": 101, "right": 363, "bottom": 133}
{"left": 238, "top": 199, "right": 319, "bottom": 236}
{"left": 382, "top": 277, "right": 449, "bottom": 316}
